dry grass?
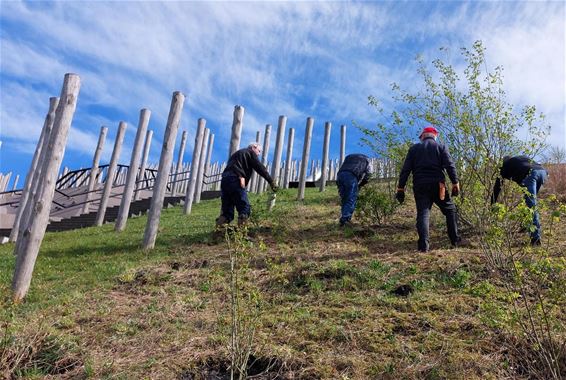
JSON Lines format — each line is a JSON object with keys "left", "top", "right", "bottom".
{"left": 0, "top": 187, "right": 564, "bottom": 379}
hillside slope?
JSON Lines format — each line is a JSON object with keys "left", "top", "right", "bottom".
{"left": 1, "top": 187, "right": 564, "bottom": 379}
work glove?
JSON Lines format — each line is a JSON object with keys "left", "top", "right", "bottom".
{"left": 395, "top": 188, "right": 405, "bottom": 204}
{"left": 451, "top": 183, "right": 460, "bottom": 197}
{"left": 270, "top": 183, "right": 279, "bottom": 193}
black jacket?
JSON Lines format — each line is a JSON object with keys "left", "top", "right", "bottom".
{"left": 223, "top": 147, "right": 273, "bottom": 186}
{"left": 499, "top": 155, "right": 544, "bottom": 184}
{"left": 398, "top": 137, "right": 458, "bottom": 188}
{"left": 491, "top": 155, "right": 545, "bottom": 203}
{"left": 338, "top": 154, "right": 373, "bottom": 187}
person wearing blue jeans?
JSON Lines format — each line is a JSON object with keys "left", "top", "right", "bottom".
{"left": 396, "top": 126, "right": 462, "bottom": 252}
{"left": 492, "top": 155, "right": 547, "bottom": 245}
{"left": 216, "top": 143, "right": 277, "bottom": 227}
{"left": 336, "top": 154, "right": 373, "bottom": 226}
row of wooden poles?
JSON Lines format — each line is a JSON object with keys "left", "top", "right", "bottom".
{"left": 9, "top": 73, "right": 396, "bottom": 301}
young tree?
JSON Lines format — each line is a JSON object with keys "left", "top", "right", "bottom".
{"left": 360, "top": 40, "right": 550, "bottom": 228}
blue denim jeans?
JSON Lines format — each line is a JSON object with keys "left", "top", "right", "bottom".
{"left": 337, "top": 171, "right": 358, "bottom": 224}
{"left": 220, "top": 175, "right": 251, "bottom": 223}
{"left": 521, "top": 169, "right": 547, "bottom": 241}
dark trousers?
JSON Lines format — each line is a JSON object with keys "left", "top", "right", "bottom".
{"left": 337, "top": 171, "right": 359, "bottom": 224}
{"left": 220, "top": 175, "right": 250, "bottom": 223}
{"left": 413, "top": 183, "right": 460, "bottom": 251}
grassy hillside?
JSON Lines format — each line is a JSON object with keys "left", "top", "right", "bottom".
{"left": 1, "top": 187, "right": 564, "bottom": 379}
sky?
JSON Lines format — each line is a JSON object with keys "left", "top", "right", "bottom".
{"left": 0, "top": 1, "right": 565, "bottom": 188}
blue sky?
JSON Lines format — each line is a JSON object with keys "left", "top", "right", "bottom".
{"left": 1, "top": 1, "right": 564, "bottom": 186}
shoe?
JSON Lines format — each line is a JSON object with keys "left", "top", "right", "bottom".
{"left": 530, "top": 237, "right": 542, "bottom": 246}
{"left": 451, "top": 238, "right": 472, "bottom": 248}
{"left": 339, "top": 220, "right": 353, "bottom": 228}
{"left": 418, "top": 249, "right": 429, "bottom": 253}
{"left": 215, "top": 215, "right": 229, "bottom": 227}
{"left": 237, "top": 215, "right": 250, "bottom": 227}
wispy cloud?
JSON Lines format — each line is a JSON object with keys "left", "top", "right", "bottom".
{"left": 1, "top": 1, "right": 564, "bottom": 179}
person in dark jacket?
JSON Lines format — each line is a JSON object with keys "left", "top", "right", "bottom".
{"left": 491, "top": 155, "right": 547, "bottom": 245}
{"left": 396, "top": 126, "right": 461, "bottom": 252}
{"left": 336, "top": 154, "right": 373, "bottom": 227}
{"left": 216, "top": 143, "right": 277, "bottom": 226}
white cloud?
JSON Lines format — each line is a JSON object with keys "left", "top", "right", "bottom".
{"left": 1, "top": 0, "right": 564, "bottom": 179}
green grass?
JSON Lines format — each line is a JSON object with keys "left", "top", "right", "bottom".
{"left": 0, "top": 187, "right": 564, "bottom": 379}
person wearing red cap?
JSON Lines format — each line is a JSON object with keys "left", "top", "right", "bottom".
{"left": 395, "top": 126, "right": 462, "bottom": 252}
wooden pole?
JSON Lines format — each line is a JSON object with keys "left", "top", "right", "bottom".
{"left": 194, "top": 128, "right": 209, "bottom": 203}
{"left": 216, "top": 162, "right": 226, "bottom": 191}
{"left": 311, "top": 161, "right": 316, "bottom": 181}
{"left": 283, "top": 128, "right": 295, "bottom": 189}
{"left": 228, "top": 105, "right": 244, "bottom": 160}
{"left": 115, "top": 109, "right": 151, "bottom": 231}
{"left": 256, "top": 124, "right": 271, "bottom": 194}
{"left": 134, "top": 129, "right": 153, "bottom": 200}
{"left": 183, "top": 118, "right": 205, "bottom": 214}
{"left": 82, "top": 126, "right": 109, "bottom": 213}
{"left": 95, "top": 122, "right": 127, "bottom": 226}
{"left": 10, "top": 97, "right": 59, "bottom": 243}
{"left": 173, "top": 130, "right": 187, "bottom": 195}
{"left": 248, "top": 131, "right": 261, "bottom": 191}
{"left": 12, "top": 73, "right": 81, "bottom": 301}
{"left": 298, "top": 117, "right": 314, "bottom": 201}
{"left": 204, "top": 133, "right": 214, "bottom": 191}
{"left": 271, "top": 115, "right": 286, "bottom": 186}
{"left": 11, "top": 175, "right": 19, "bottom": 191}
{"left": 143, "top": 92, "right": 185, "bottom": 249}
{"left": 340, "top": 124, "right": 346, "bottom": 166}
{"left": 320, "top": 121, "right": 332, "bottom": 192}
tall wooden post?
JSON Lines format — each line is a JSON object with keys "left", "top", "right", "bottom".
{"left": 204, "top": 133, "right": 214, "bottom": 191}
{"left": 10, "top": 97, "right": 59, "bottom": 243}
{"left": 134, "top": 129, "right": 153, "bottom": 200}
{"left": 311, "top": 161, "right": 316, "bottom": 181}
{"left": 228, "top": 105, "right": 244, "bottom": 160}
{"left": 143, "top": 92, "right": 185, "bottom": 249}
{"left": 115, "top": 109, "right": 151, "bottom": 231}
{"left": 11, "top": 175, "right": 19, "bottom": 191}
{"left": 283, "top": 128, "right": 295, "bottom": 189}
{"left": 248, "top": 131, "right": 261, "bottom": 191}
{"left": 271, "top": 115, "right": 286, "bottom": 186}
{"left": 216, "top": 162, "right": 226, "bottom": 191}
{"left": 298, "top": 117, "right": 314, "bottom": 201}
{"left": 194, "top": 128, "right": 209, "bottom": 203}
{"left": 173, "top": 130, "right": 187, "bottom": 195}
{"left": 12, "top": 74, "right": 80, "bottom": 301}
{"left": 183, "top": 118, "right": 205, "bottom": 214}
{"left": 95, "top": 122, "right": 127, "bottom": 226}
{"left": 320, "top": 121, "right": 332, "bottom": 192}
{"left": 340, "top": 124, "right": 346, "bottom": 166}
{"left": 82, "top": 126, "right": 109, "bottom": 213}
{"left": 256, "top": 124, "right": 271, "bottom": 194}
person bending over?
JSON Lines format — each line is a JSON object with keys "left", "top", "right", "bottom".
{"left": 216, "top": 143, "right": 277, "bottom": 227}
{"left": 491, "top": 155, "right": 547, "bottom": 246}
{"left": 336, "top": 153, "right": 373, "bottom": 227}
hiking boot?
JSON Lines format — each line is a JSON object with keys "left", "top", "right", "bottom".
{"left": 530, "top": 237, "right": 542, "bottom": 246}
{"left": 451, "top": 238, "right": 472, "bottom": 249}
{"left": 237, "top": 215, "right": 249, "bottom": 227}
{"left": 215, "top": 215, "right": 229, "bottom": 227}
{"left": 339, "top": 220, "right": 353, "bottom": 228}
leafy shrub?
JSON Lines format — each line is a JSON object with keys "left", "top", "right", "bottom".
{"left": 356, "top": 184, "right": 398, "bottom": 226}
